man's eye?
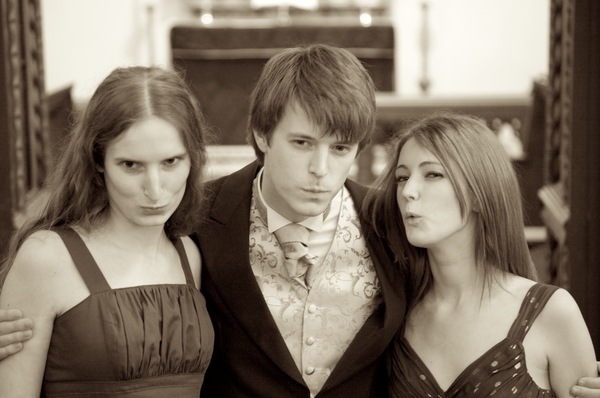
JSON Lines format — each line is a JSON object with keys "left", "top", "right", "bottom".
{"left": 164, "top": 157, "right": 180, "bottom": 166}
{"left": 332, "top": 145, "right": 351, "bottom": 154}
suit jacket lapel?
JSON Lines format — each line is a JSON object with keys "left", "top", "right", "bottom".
{"left": 202, "top": 166, "right": 405, "bottom": 392}
{"left": 203, "top": 161, "right": 305, "bottom": 384}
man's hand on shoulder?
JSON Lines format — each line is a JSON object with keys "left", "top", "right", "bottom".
{"left": 571, "top": 362, "right": 600, "bottom": 398}
{"left": 0, "top": 309, "right": 33, "bottom": 360}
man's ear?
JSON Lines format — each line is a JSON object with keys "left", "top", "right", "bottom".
{"left": 253, "top": 130, "right": 269, "bottom": 153}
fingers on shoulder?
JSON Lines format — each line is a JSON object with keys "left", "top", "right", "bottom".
{"left": 0, "top": 341, "right": 24, "bottom": 360}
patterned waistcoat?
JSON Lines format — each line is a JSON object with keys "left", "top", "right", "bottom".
{"left": 249, "top": 187, "right": 382, "bottom": 396}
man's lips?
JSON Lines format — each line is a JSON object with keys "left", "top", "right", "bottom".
{"left": 303, "top": 188, "right": 329, "bottom": 194}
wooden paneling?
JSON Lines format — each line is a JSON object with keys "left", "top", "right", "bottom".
{"left": 541, "top": 0, "right": 600, "bottom": 350}
{"left": 171, "top": 23, "right": 395, "bottom": 145}
{"left": 374, "top": 93, "right": 544, "bottom": 225}
{"left": 0, "top": 0, "right": 47, "bottom": 256}
{"left": 565, "top": 0, "right": 600, "bottom": 350}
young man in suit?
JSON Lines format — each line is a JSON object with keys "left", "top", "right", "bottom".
{"left": 196, "top": 44, "right": 404, "bottom": 397}
{"left": 1, "top": 44, "right": 599, "bottom": 397}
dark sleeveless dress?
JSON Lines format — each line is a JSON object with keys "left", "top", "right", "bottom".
{"left": 41, "top": 227, "right": 214, "bottom": 397}
{"left": 389, "top": 283, "right": 559, "bottom": 397}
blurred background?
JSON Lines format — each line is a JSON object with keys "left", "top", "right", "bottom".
{"left": 40, "top": 0, "right": 549, "bottom": 102}
{"left": 0, "top": 0, "right": 598, "bottom": 349}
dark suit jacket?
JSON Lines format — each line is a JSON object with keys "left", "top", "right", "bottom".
{"left": 195, "top": 161, "right": 406, "bottom": 397}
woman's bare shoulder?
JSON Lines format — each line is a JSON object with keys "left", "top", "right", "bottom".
{"left": 529, "top": 284, "right": 593, "bottom": 354}
{"left": 536, "top": 286, "right": 582, "bottom": 325}
{"left": 1, "top": 230, "right": 78, "bottom": 317}
{"left": 11, "top": 230, "right": 72, "bottom": 273}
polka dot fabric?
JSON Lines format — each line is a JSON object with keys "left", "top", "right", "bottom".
{"left": 389, "top": 283, "right": 558, "bottom": 397}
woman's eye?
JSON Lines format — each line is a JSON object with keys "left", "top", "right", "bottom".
{"left": 122, "top": 161, "right": 137, "bottom": 169}
{"left": 395, "top": 175, "right": 408, "bottom": 183}
{"left": 426, "top": 171, "right": 443, "bottom": 178}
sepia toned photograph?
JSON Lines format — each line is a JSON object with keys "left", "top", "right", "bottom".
{"left": 0, "top": 0, "right": 598, "bottom": 396}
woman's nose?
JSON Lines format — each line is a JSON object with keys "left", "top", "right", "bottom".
{"left": 143, "top": 170, "right": 163, "bottom": 201}
{"left": 401, "top": 178, "right": 420, "bottom": 201}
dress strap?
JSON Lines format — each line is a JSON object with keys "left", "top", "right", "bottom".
{"left": 53, "top": 227, "right": 111, "bottom": 294}
{"left": 173, "top": 237, "right": 196, "bottom": 287}
{"left": 507, "top": 283, "right": 559, "bottom": 341}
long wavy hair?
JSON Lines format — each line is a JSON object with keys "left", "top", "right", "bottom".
{"left": 1, "top": 66, "right": 210, "bottom": 283}
{"left": 364, "top": 112, "right": 537, "bottom": 310}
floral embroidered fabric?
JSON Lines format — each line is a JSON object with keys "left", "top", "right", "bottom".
{"left": 249, "top": 185, "right": 382, "bottom": 395}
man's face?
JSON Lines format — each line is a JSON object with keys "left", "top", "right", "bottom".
{"left": 254, "top": 102, "right": 358, "bottom": 222}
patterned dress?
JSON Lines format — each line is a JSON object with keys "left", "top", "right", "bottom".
{"left": 41, "top": 227, "right": 214, "bottom": 397}
{"left": 389, "top": 283, "right": 558, "bottom": 397}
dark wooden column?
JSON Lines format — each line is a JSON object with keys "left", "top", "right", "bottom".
{"left": 0, "top": 0, "right": 48, "bottom": 257}
{"left": 0, "top": 0, "right": 12, "bottom": 257}
{"left": 541, "top": 0, "right": 600, "bottom": 349}
{"left": 567, "top": 0, "right": 600, "bottom": 350}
